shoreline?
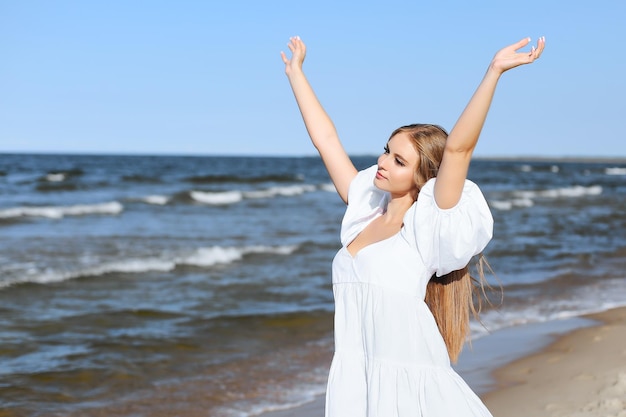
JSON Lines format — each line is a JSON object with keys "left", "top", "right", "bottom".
{"left": 260, "top": 306, "right": 626, "bottom": 417}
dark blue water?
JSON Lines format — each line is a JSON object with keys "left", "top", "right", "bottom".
{"left": 1, "top": 154, "right": 625, "bottom": 416}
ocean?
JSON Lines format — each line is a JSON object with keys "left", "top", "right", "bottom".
{"left": 1, "top": 153, "right": 625, "bottom": 416}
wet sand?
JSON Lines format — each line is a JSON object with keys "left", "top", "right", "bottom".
{"left": 261, "top": 306, "right": 626, "bottom": 417}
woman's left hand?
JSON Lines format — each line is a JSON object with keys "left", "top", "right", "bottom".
{"left": 490, "top": 36, "right": 545, "bottom": 74}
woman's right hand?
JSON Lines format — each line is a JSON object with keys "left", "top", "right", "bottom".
{"left": 281, "top": 36, "right": 306, "bottom": 76}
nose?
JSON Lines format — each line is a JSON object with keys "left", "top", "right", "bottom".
{"left": 378, "top": 153, "right": 391, "bottom": 170}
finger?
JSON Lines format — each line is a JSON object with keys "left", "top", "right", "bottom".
{"left": 535, "top": 36, "right": 546, "bottom": 58}
{"left": 293, "top": 38, "right": 306, "bottom": 58}
{"left": 280, "top": 51, "right": 288, "bottom": 64}
{"left": 512, "top": 37, "right": 531, "bottom": 52}
{"left": 294, "top": 36, "right": 304, "bottom": 51}
{"left": 530, "top": 36, "right": 545, "bottom": 61}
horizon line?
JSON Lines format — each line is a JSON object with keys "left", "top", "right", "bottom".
{"left": 1, "top": 150, "right": 626, "bottom": 163}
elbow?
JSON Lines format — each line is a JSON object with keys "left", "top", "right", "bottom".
{"left": 311, "top": 132, "right": 340, "bottom": 151}
{"left": 444, "top": 142, "right": 474, "bottom": 155}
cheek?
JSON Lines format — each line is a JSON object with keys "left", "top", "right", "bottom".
{"left": 400, "top": 169, "right": 418, "bottom": 191}
{"left": 402, "top": 170, "right": 415, "bottom": 185}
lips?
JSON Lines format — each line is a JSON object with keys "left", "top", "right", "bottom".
{"left": 376, "top": 170, "right": 386, "bottom": 180}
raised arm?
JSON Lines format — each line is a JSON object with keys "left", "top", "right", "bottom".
{"left": 281, "top": 36, "right": 357, "bottom": 204}
{"left": 434, "top": 36, "right": 546, "bottom": 209}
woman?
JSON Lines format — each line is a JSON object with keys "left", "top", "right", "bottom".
{"left": 281, "top": 36, "right": 545, "bottom": 417}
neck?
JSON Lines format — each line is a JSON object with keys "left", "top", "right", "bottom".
{"left": 382, "top": 192, "right": 415, "bottom": 224}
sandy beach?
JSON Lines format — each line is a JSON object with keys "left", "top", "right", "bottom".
{"left": 483, "top": 306, "right": 626, "bottom": 417}
{"left": 262, "top": 306, "right": 626, "bottom": 417}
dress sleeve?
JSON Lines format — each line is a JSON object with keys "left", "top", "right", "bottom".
{"left": 340, "top": 165, "right": 388, "bottom": 247}
{"left": 402, "top": 178, "right": 493, "bottom": 277}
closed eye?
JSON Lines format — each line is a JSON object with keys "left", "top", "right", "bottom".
{"left": 384, "top": 144, "right": 406, "bottom": 166}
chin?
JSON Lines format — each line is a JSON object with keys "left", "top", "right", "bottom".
{"left": 373, "top": 177, "right": 389, "bottom": 191}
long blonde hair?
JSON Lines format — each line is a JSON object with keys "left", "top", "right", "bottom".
{"left": 389, "top": 124, "right": 492, "bottom": 363}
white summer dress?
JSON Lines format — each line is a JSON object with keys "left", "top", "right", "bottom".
{"left": 326, "top": 165, "right": 494, "bottom": 417}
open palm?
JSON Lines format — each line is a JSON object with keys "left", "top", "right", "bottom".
{"left": 281, "top": 36, "right": 306, "bottom": 76}
{"left": 491, "top": 36, "right": 545, "bottom": 74}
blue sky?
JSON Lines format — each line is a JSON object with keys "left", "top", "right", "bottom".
{"left": 1, "top": 0, "right": 625, "bottom": 157}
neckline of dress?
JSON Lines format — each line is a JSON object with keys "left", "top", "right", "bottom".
{"left": 344, "top": 230, "right": 402, "bottom": 260}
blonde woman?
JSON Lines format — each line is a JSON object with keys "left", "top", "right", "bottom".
{"left": 281, "top": 35, "right": 545, "bottom": 417}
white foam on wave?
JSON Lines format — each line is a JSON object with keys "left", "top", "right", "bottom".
{"left": 179, "top": 246, "right": 245, "bottom": 266}
{"left": 140, "top": 195, "right": 170, "bottom": 205}
{"left": 514, "top": 185, "right": 602, "bottom": 199}
{"left": 45, "top": 173, "right": 66, "bottom": 182}
{"left": 320, "top": 183, "right": 336, "bottom": 193}
{"left": 213, "top": 360, "right": 328, "bottom": 417}
{"left": 0, "top": 201, "right": 123, "bottom": 219}
{"left": 489, "top": 184, "right": 603, "bottom": 211}
{"left": 95, "top": 258, "right": 176, "bottom": 274}
{"left": 190, "top": 190, "right": 243, "bottom": 205}
{"left": 216, "top": 385, "right": 326, "bottom": 417}
{"left": 243, "top": 185, "right": 316, "bottom": 199}
{"left": 0, "top": 258, "right": 177, "bottom": 288}
{"left": 606, "top": 167, "right": 626, "bottom": 175}
{"left": 517, "top": 164, "right": 560, "bottom": 174}
{"left": 489, "top": 198, "right": 534, "bottom": 211}
{"left": 190, "top": 184, "right": 318, "bottom": 205}
{"left": 0, "top": 244, "right": 300, "bottom": 289}
{"left": 179, "top": 245, "right": 299, "bottom": 267}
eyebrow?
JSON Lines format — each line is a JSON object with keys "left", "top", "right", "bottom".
{"left": 387, "top": 144, "right": 409, "bottom": 163}
{"left": 394, "top": 152, "right": 408, "bottom": 163}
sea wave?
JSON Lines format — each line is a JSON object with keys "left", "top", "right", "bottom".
{"left": 487, "top": 184, "right": 603, "bottom": 211}
{"left": 0, "top": 244, "right": 300, "bottom": 289}
{"left": 35, "top": 182, "right": 81, "bottom": 192}
{"left": 135, "top": 195, "right": 170, "bottom": 205}
{"left": 121, "top": 174, "right": 163, "bottom": 184}
{"left": 489, "top": 198, "right": 534, "bottom": 211}
{"left": 516, "top": 164, "right": 560, "bottom": 173}
{"left": 178, "top": 245, "right": 298, "bottom": 267}
{"left": 186, "top": 174, "right": 303, "bottom": 184}
{"left": 215, "top": 386, "right": 325, "bottom": 417}
{"left": 514, "top": 185, "right": 602, "bottom": 199}
{"left": 473, "top": 298, "right": 626, "bottom": 340}
{"left": 0, "top": 201, "right": 123, "bottom": 219}
{"left": 605, "top": 167, "right": 626, "bottom": 175}
{"left": 471, "top": 276, "right": 626, "bottom": 340}
{"left": 45, "top": 173, "right": 66, "bottom": 182}
{"left": 190, "top": 190, "right": 243, "bottom": 205}
{"left": 41, "top": 169, "right": 84, "bottom": 182}
{"left": 190, "top": 185, "right": 318, "bottom": 205}
{"left": 320, "top": 183, "right": 336, "bottom": 193}
{"left": 243, "top": 184, "right": 317, "bottom": 199}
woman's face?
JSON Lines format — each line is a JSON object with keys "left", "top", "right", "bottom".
{"left": 374, "top": 132, "right": 419, "bottom": 197}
